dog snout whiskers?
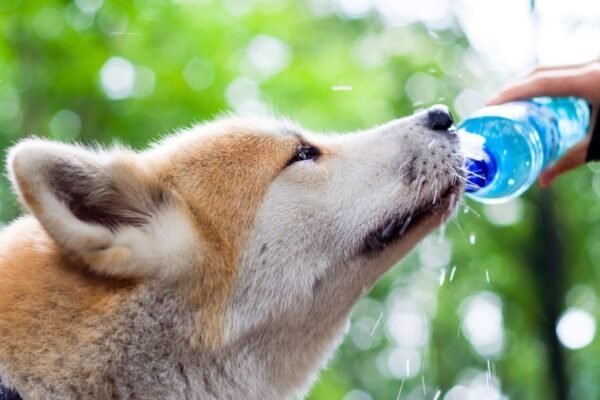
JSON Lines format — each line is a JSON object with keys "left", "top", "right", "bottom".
{"left": 398, "top": 216, "right": 412, "bottom": 236}
{"left": 406, "top": 156, "right": 429, "bottom": 185}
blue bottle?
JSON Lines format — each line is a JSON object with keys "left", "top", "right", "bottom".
{"left": 459, "top": 97, "right": 591, "bottom": 204}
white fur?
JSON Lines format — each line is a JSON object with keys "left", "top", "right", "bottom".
{"left": 223, "top": 112, "right": 463, "bottom": 398}
{"left": 7, "top": 139, "right": 201, "bottom": 279}
{"left": 1, "top": 110, "right": 463, "bottom": 399}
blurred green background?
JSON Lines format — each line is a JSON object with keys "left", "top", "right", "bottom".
{"left": 1, "top": 0, "right": 599, "bottom": 399}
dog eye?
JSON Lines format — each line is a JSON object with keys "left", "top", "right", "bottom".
{"left": 288, "top": 144, "right": 320, "bottom": 165}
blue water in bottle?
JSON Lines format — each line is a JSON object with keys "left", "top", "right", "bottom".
{"left": 459, "top": 97, "right": 591, "bottom": 204}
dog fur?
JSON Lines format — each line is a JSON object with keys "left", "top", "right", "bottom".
{"left": 0, "top": 112, "right": 463, "bottom": 399}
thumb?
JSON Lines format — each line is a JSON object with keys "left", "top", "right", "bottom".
{"left": 538, "top": 138, "right": 590, "bottom": 188}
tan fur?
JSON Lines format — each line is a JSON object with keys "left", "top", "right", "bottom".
{"left": 3, "top": 121, "right": 300, "bottom": 354}
{"left": 0, "top": 218, "right": 136, "bottom": 385}
{"left": 152, "top": 126, "right": 298, "bottom": 346}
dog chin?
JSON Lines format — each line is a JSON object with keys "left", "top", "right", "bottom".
{"left": 413, "top": 183, "right": 463, "bottom": 233}
{"left": 361, "top": 183, "right": 463, "bottom": 256}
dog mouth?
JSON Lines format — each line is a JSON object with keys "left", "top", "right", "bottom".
{"left": 361, "top": 185, "right": 461, "bottom": 255}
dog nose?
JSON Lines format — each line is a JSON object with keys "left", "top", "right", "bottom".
{"left": 426, "top": 105, "right": 454, "bottom": 131}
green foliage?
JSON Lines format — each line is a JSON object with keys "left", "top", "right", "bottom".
{"left": 1, "top": 1, "right": 599, "bottom": 399}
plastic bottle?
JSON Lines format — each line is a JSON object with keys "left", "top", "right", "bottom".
{"left": 459, "top": 97, "right": 591, "bottom": 204}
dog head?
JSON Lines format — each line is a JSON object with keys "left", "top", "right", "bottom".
{"left": 7, "top": 106, "right": 462, "bottom": 350}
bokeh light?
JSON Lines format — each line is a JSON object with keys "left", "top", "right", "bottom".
{"left": 32, "top": 6, "right": 64, "bottom": 39}
{"left": 100, "top": 57, "right": 136, "bottom": 100}
{"left": 49, "top": 110, "right": 81, "bottom": 141}
{"left": 556, "top": 308, "right": 596, "bottom": 350}
{"left": 418, "top": 236, "right": 452, "bottom": 269}
{"left": 405, "top": 72, "right": 438, "bottom": 107}
{"left": 245, "top": 34, "right": 291, "bottom": 79}
{"left": 460, "top": 292, "right": 505, "bottom": 357}
{"left": 386, "top": 310, "right": 430, "bottom": 348}
{"left": 225, "top": 77, "right": 268, "bottom": 115}
{"left": 387, "top": 347, "right": 421, "bottom": 379}
{"left": 183, "top": 58, "right": 215, "bottom": 91}
{"left": 74, "top": 0, "right": 104, "bottom": 14}
{"left": 483, "top": 198, "right": 524, "bottom": 226}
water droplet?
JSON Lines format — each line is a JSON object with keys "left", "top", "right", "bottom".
{"left": 439, "top": 269, "right": 446, "bottom": 286}
{"left": 485, "top": 269, "right": 490, "bottom": 283}
{"left": 331, "top": 85, "right": 352, "bottom": 91}
{"left": 469, "top": 234, "right": 476, "bottom": 245}
{"left": 508, "top": 178, "right": 515, "bottom": 186}
{"left": 369, "top": 313, "right": 383, "bottom": 338}
{"left": 395, "top": 380, "right": 405, "bottom": 400}
{"left": 438, "top": 223, "right": 447, "bottom": 243}
{"left": 449, "top": 266, "right": 457, "bottom": 281}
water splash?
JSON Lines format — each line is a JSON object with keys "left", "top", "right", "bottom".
{"left": 395, "top": 380, "right": 405, "bottom": 400}
{"left": 438, "top": 268, "right": 446, "bottom": 286}
{"left": 438, "top": 222, "right": 447, "bottom": 244}
{"left": 486, "top": 359, "right": 493, "bottom": 391}
{"left": 462, "top": 203, "right": 482, "bottom": 218}
{"left": 364, "top": 311, "right": 384, "bottom": 350}
{"left": 369, "top": 312, "right": 383, "bottom": 338}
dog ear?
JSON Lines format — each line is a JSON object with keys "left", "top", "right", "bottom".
{"left": 7, "top": 139, "right": 201, "bottom": 279}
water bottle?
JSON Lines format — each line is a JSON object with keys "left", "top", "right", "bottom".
{"left": 459, "top": 97, "right": 591, "bottom": 204}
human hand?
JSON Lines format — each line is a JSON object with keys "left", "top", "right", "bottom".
{"left": 488, "top": 60, "right": 600, "bottom": 188}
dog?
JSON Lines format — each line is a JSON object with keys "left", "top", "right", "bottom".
{"left": 0, "top": 105, "right": 462, "bottom": 399}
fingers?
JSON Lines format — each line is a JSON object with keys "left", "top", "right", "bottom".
{"left": 528, "top": 61, "right": 593, "bottom": 74}
{"left": 538, "top": 138, "right": 590, "bottom": 188}
{"left": 488, "top": 60, "right": 600, "bottom": 105}
{"left": 488, "top": 69, "right": 587, "bottom": 105}
{"left": 488, "top": 61, "right": 599, "bottom": 188}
